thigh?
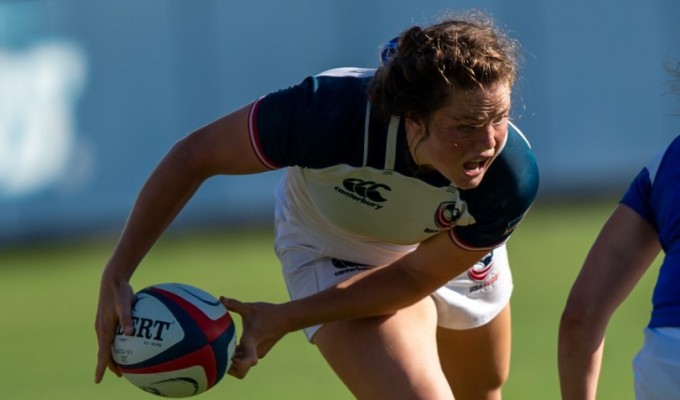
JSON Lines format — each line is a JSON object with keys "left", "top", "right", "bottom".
{"left": 436, "top": 304, "right": 511, "bottom": 400}
{"left": 313, "top": 296, "right": 454, "bottom": 400}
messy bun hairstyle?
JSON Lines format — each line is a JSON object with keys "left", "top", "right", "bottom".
{"left": 368, "top": 10, "right": 520, "bottom": 122}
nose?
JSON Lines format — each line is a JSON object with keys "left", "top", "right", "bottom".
{"left": 478, "top": 124, "right": 497, "bottom": 150}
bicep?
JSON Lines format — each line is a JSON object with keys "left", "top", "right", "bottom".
{"left": 179, "top": 103, "right": 274, "bottom": 176}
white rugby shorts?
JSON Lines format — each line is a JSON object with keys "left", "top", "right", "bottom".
{"left": 274, "top": 195, "right": 514, "bottom": 341}
{"left": 633, "top": 327, "right": 680, "bottom": 400}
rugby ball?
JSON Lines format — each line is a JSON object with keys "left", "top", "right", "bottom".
{"left": 112, "top": 283, "right": 236, "bottom": 398}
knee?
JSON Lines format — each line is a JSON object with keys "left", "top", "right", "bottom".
{"left": 452, "top": 379, "right": 504, "bottom": 400}
{"left": 487, "top": 368, "right": 508, "bottom": 394}
{"left": 491, "top": 361, "right": 510, "bottom": 389}
{"left": 448, "top": 360, "right": 508, "bottom": 400}
{"left": 465, "top": 370, "right": 507, "bottom": 398}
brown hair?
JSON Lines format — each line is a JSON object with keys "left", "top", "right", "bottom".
{"left": 368, "top": 10, "right": 521, "bottom": 123}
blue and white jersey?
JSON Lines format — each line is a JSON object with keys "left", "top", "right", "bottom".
{"left": 248, "top": 68, "right": 539, "bottom": 264}
{"left": 621, "top": 135, "right": 680, "bottom": 328}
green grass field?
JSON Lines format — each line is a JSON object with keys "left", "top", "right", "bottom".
{"left": 0, "top": 199, "right": 659, "bottom": 399}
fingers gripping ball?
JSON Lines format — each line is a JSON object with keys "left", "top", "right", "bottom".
{"left": 112, "top": 283, "right": 236, "bottom": 398}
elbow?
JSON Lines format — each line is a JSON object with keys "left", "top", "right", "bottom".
{"left": 167, "top": 134, "right": 214, "bottom": 181}
{"left": 559, "top": 304, "right": 588, "bottom": 336}
{"left": 559, "top": 298, "right": 608, "bottom": 345}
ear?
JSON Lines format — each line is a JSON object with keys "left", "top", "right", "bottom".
{"left": 405, "top": 117, "right": 424, "bottom": 139}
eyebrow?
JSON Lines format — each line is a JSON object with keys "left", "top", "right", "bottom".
{"left": 456, "top": 107, "right": 510, "bottom": 126}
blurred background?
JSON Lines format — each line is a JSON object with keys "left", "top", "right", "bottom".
{"left": 2, "top": 1, "right": 679, "bottom": 399}
{"left": 1, "top": 0, "right": 679, "bottom": 245}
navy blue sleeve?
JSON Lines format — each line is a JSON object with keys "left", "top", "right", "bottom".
{"left": 251, "top": 74, "right": 368, "bottom": 168}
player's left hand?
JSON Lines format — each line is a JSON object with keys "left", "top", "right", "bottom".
{"left": 220, "top": 297, "right": 288, "bottom": 379}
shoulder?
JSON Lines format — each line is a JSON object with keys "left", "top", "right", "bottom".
{"left": 486, "top": 122, "right": 539, "bottom": 200}
{"left": 648, "top": 135, "right": 680, "bottom": 184}
{"left": 255, "top": 68, "right": 374, "bottom": 125}
{"left": 629, "top": 134, "right": 680, "bottom": 191}
{"left": 261, "top": 68, "right": 374, "bottom": 106}
{"left": 250, "top": 68, "right": 376, "bottom": 168}
{"left": 500, "top": 122, "right": 537, "bottom": 169}
{"left": 315, "top": 67, "right": 376, "bottom": 80}
{"left": 620, "top": 134, "right": 680, "bottom": 228}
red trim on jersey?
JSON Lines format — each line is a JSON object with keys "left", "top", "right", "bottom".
{"left": 447, "top": 229, "right": 505, "bottom": 252}
{"left": 248, "top": 97, "right": 280, "bottom": 170}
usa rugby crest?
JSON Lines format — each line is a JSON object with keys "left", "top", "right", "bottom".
{"left": 434, "top": 201, "right": 464, "bottom": 229}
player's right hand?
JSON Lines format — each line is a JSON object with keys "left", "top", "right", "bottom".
{"left": 94, "top": 276, "right": 135, "bottom": 383}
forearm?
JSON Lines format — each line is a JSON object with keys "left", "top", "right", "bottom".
{"left": 278, "top": 236, "right": 486, "bottom": 332}
{"left": 103, "top": 142, "right": 206, "bottom": 282}
{"left": 281, "top": 263, "right": 435, "bottom": 332}
{"left": 104, "top": 106, "right": 269, "bottom": 282}
{"left": 557, "top": 205, "right": 660, "bottom": 398}
{"left": 219, "top": 233, "right": 491, "bottom": 382}
{"left": 558, "top": 314, "right": 606, "bottom": 400}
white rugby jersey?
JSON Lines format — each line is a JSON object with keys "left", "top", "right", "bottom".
{"left": 248, "top": 68, "right": 539, "bottom": 263}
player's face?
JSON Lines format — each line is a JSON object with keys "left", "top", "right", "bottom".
{"left": 407, "top": 82, "right": 511, "bottom": 190}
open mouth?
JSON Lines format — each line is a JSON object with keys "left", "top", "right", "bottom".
{"left": 463, "top": 158, "right": 487, "bottom": 176}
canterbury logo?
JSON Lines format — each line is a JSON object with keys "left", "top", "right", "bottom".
{"left": 342, "top": 178, "right": 391, "bottom": 202}
{"left": 334, "top": 178, "right": 391, "bottom": 210}
{"left": 331, "top": 258, "right": 374, "bottom": 277}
